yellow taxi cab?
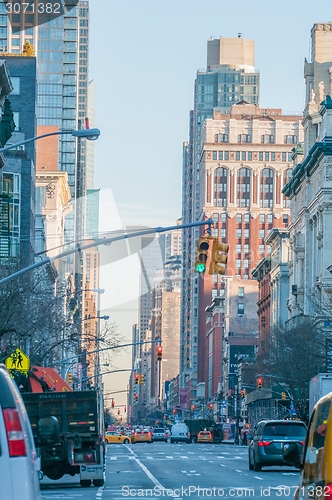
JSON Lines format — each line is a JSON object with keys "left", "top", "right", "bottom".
{"left": 197, "top": 430, "right": 213, "bottom": 443}
{"left": 105, "top": 431, "right": 131, "bottom": 444}
{"left": 283, "top": 392, "right": 332, "bottom": 499}
{"left": 131, "top": 428, "right": 153, "bottom": 444}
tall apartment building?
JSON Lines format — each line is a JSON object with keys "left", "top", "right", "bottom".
{"left": 181, "top": 36, "right": 260, "bottom": 389}
{"left": 197, "top": 103, "right": 303, "bottom": 399}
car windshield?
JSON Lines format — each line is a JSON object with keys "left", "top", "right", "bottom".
{"left": 264, "top": 424, "right": 306, "bottom": 437}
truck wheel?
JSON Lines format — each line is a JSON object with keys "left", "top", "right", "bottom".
{"left": 93, "top": 479, "right": 104, "bottom": 487}
{"left": 80, "top": 480, "right": 91, "bottom": 488}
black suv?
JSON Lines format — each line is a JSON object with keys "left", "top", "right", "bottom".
{"left": 248, "top": 420, "right": 306, "bottom": 471}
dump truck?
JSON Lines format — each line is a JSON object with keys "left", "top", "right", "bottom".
{"left": 20, "top": 366, "right": 105, "bottom": 488}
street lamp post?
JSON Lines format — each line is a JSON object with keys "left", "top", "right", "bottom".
{"left": 0, "top": 128, "right": 101, "bottom": 153}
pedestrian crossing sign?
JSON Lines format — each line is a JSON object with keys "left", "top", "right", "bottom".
{"left": 4, "top": 348, "right": 30, "bottom": 372}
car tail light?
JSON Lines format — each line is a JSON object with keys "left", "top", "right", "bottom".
{"left": 3, "top": 408, "right": 27, "bottom": 457}
{"left": 208, "top": 433, "right": 212, "bottom": 438}
{"left": 299, "top": 441, "right": 305, "bottom": 446}
{"left": 258, "top": 440, "right": 272, "bottom": 447}
{"left": 187, "top": 432, "right": 190, "bottom": 437}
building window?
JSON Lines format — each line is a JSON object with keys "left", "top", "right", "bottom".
{"left": 243, "top": 259, "right": 249, "bottom": 268}
{"left": 238, "top": 287, "right": 244, "bottom": 297}
{"left": 236, "top": 151, "right": 240, "bottom": 161}
{"left": 243, "top": 244, "right": 249, "bottom": 253}
{"left": 267, "top": 214, "right": 273, "bottom": 223}
{"left": 220, "top": 213, "right": 226, "bottom": 222}
{"left": 213, "top": 213, "right": 218, "bottom": 222}
{"left": 259, "top": 229, "right": 265, "bottom": 238}
{"left": 238, "top": 303, "right": 244, "bottom": 314}
{"left": 238, "top": 134, "right": 251, "bottom": 143}
{"left": 260, "top": 214, "right": 265, "bottom": 223}
{"left": 236, "top": 259, "right": 241, "bottom": 268}
{"left": 259, "top": 152, "right": 263, "bottom": 161}
{"left": 236, "top": 244, "right": 241, "bottom": 253}
{"left": 242, "top": 151, "right": 246, "bottom": 161}
{"left": 213, "top": 151, "right": 217, "bottom": 160}
{"left": 243, "top": 214, "right": 249, "bottom": 223}
{"left": 213, "top": 228, "right": 218, "bottom": 237}
{"left": 220, "top": 228, "right": 226, "bottom": 238}
{"left": 12, "top": 111, "right": 19, "bottom": 130}
{"left": 10, "top": 77, "right": 20, "bottom": 95}
{"left": 283, "top": 214, "right": 289, "bottom": 224}
{"left": 212, "top": 275, "right": 217, "bottom": 283}
{"left": 284, "top": 135, "right": 298, "bottom": 144}
{"left": 259, "top": 244, "right": 264, "bottom": 254}
{"left": 271, "top": 152, "right": 276, "bottom": 161}
{"left": 236, "top": 214, "right": 242, "bottom": 223}
{"left": 224, "top": 152, "right": 229, "bottom": 160}
{"left": 212, "top": 289, "right": 218, "bottom": 298}
{"left": 244, "top": 229, "right": 249, "bottom": 238}
{"left": 248, "top": 152, "right": 252, "bottom": 161}
{"left": 218, "top": 133, "right": 228, "bottom": 143}
{"left": 265, "top": 152, "right": 270, "bottom": 161}
{"left": 261, "top": 134, "right": 275, "bottom": 144}
{"left": 218, "top": 151, "right": 223, "bottom": 160}
{"left": 236, "top": 229, "right": 241, "bottom": 238}
{"left": 288, "top": 152, "right": 293, "bottom": 161}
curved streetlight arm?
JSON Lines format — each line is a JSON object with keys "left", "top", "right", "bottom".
{"left": 0, "top": 219, "right": 214, "bottom": 287}
{"left": 0, "top": 128, "right": 101, "bottom": 153}
{"left": 81, "top": 368, "right": 132, "bottom": 384}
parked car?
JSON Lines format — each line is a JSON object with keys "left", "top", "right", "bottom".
{"left": 248, "top": 419, "right": 306, "bottom": 471}
{"left": 0, "top": 364, "right": 45, "bottom": 500}
{"left": 153, "top": 428, "right": 167, "bottom": 442}
{"left": 131, "top": 428, "right": 153, "bottom": 444}
{"left": 171, "top": 422, "right": 190, "bottom": 443}
{"left": 197, "top": 430, "right": 213, "bottom": 443}
{"left": 105, "top": 431, "right": 131, "bottom": 444}
{"left": 283, "top": 391, "right": 332, "bottom": 499}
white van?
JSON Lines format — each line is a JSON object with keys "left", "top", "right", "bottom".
{"left": 171, "top": 423, "right": 190, "bottom": 443}
{"left": 0, "top": 364, "right": 42, "bottom": 500}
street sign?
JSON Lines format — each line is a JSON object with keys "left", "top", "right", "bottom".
{"left": 4, "top": 348, "right": 30, "bottom": 372}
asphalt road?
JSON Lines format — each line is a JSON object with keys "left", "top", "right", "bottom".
{"left": 41, "top": 442, "right": 301, "bottom": 500}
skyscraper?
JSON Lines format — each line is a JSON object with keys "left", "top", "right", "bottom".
{"left": 181, "top": 36, "right": 260, "bottom": 385}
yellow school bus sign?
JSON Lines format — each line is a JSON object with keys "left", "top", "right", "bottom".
{"left": 5, "top": 348, "right": 30, "bottom": 373}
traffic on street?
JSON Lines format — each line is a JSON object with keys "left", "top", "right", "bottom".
{"left": 40, "top": 442, "right": 301, "bottom": 500}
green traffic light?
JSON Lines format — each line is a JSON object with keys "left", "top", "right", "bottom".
{"left": 196, "top": 263, "right": 206, "bottom": 273}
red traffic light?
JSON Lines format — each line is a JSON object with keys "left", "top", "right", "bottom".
{"left": 257, "top": 378, "right": 263, "bottom": 389}
{"left": 134, "top": 373, "right": 139, "bottom": 384}
{"left": 157, "top": 346, "right": 162, "bottom": 361}
{"left": 209, "top": 403, "right": 213, "bottom": 410}
{"left": 135, "top": 393, "right": 138, "bottom": 401}
{"left": 111, "top": 400, "right": 115, "bottom": 408}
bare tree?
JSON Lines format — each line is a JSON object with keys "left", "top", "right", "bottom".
{"left": 259, "top": 316, "right": 327, "bottom": 421}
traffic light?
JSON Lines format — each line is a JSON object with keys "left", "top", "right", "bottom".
{"left": 134, "top": 373, "right": 139, "bottom": 385}
{"left": 195, "top": 237, "right": 210, "bottom": 273}
{"left": 209, "top": 403, "right": 213, "bottom": 410}
{"left": 281, "top": 392, "right": 286, "bottom": 400}
{"left": 257, "top": 378, "right": 263, "bottom": 389}
{"left": 140, "top": 374, "right": 145, "bottom": 384}
{"left": 117, "top": 409, "right": 120, "bottom": 415}
{"left": 111, "top": 400, "right": 115, "bottom": 408}
{"left": 209, "top": 239, "right": 229, "bottom": 275}
{"left": 124, "top": 406, "right": 127, "bottom": 412}
{"left": 240, "top": 389, "right": 246, "bottom": 398}
{"left": 66, "top": 373, "right": 73, "bottom": 384}
{"left": 157, "top": 346, "right": 162, "bottom": 361}
{"left": 190, "top": 405, "right": 195, "bottom": 411}
{"left": 135, "top": 393, "right": 138, "bottom": 402}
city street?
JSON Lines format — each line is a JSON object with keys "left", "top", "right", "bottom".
{"left": 41, "top": 442, "right": 301, "bottom": 500}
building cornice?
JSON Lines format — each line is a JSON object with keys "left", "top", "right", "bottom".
{"left": 282, "top": 138, "right": 332, "bottom": 197}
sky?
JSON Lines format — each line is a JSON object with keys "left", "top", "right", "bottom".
{"left": 87, "top": 0, "right": 332, "bottom": 412}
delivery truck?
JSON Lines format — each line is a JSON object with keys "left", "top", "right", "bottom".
{"left": 309, "top": 373, "right": 332, "bottom": 416}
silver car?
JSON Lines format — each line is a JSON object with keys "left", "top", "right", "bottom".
{"left": 0, "top": 364, "right": 42, "bottom": 500}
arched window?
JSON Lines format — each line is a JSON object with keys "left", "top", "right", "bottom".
{"left": 259, "top": 168, "right": 274, "bottom": 208}
{"left": 214, "top": 167, "right": 228, "bottom": 207}
{"left": 236, "top": 168, "right": 251, "bottom": 207}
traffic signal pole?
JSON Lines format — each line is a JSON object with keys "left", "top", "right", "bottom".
{"left": 0, "top": 219, "right": 214, "bottom": 286}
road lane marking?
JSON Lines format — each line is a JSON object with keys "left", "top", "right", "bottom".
{"left": 236, "top": 469, "right": 242, "bottom": 472}
{"left": 166, "top": 456, "right": 174, "bottom": 459}
{"left": 220, "top": 464, "right": 225, "bottom": 467}
{"left": 254, "top": 476, "right": 263, "bottom": 480}
{"left": 125, "top": 445, "right": 163, "bottom": 488}
{"left": 180, "top": 456, "right": 188, "bottom": 458}
{"left": 110, "top": 457, "right": 117, "bottom": 460}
